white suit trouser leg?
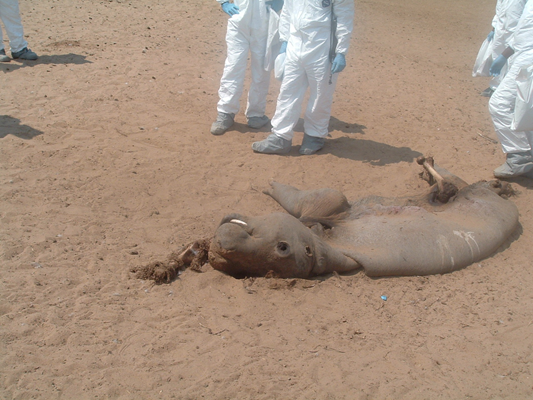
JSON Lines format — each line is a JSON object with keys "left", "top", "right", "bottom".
{"left": 489, "top": 50, "right": 533, "bottom": 154}
{"left": 217, "top": 19, "right": 270, "bottom": 118}
{"left": 0, "top": 0, "right": 28, "bottom": 53}
{"left": 303, "top": 52, "right": 337, "bottom": 138}
{"left": 245, "top": 30, "right": 271, "bottom": 118}
{"left": 271, "top": 50, "right": 337, "bottom": 140}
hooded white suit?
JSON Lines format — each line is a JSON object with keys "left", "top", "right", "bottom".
{"left": 216, "top": 0, "right": 273, "bottom": 118}
{"left": 489, "top": 0, "right": 533, "bottom": 154}
{"left": 270, "top": 0, "right": 354, "bottom": 140}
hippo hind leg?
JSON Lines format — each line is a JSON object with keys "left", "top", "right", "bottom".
{"left": 417, "top": 156, "right": 469, "bottom": 191}
{"left": 264, "top": 181, "right": 351, "bottom": 219}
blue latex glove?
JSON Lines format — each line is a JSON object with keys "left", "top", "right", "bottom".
{"left": 279, "top": 41, "right": 287, "bottom": 54}
{"left": 490, "top": 54, "right": 507, "bottom": 76}
{"left": 331, "top": 53, "right": 346, "bottom": 74}
{"left": 266, "top": 0, "right": 284, "bottom": 12}
{"left": 487, "top": 30, "right": 494, "bottom": 42}
{"left": 221, "top": 2, "right": 239, "bottom": 16}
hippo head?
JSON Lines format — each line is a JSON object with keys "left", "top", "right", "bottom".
{"left": 208, "top": 212, "right": 359, "bottom": 278}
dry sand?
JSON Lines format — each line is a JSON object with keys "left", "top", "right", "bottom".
{"left": 1, "top": 0, "right": 533, "bottom": 398}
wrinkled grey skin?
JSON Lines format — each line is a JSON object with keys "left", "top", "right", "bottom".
{"left": 209, "top": 166, "right": 519, "bottom": 278}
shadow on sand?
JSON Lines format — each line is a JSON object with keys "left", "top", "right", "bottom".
{"left": 0, "top": 115, "right": 44, "bottom": 139}
{"left": 0, "top": 53, "right": 91, "bottom": 73}
{"left": 230, "top": 116, "right": 421, "bottom": 166}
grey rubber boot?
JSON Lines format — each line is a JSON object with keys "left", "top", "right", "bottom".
{"left": 299, "top": 133, "right": 325, "bottom": 155}
{"left": 493, "top": 151, "right": 533, "bottom": 178}
{"left": 247, "top": 115, "right": 270, "bottom": 129}
{"left": 252, "top": 133, "right": 292, "bottom": 154}
{"left": 210, "top": 112, "right": 235, "bottom": 136}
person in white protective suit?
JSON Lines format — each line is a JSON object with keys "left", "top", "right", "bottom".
{"left": 211, "top": 0, "right": 284, "bottom": 136}
{"left": 488, "top": 0, "right": 533, "bottom": 179}
{"left": 480, "top": 0, "right": 528, "bottom": 97}
{"left": 252, "top": 0, "right": 355, "bottom": 155}
{"left": 0, "top": 0, "right": 38, "bottom": 62}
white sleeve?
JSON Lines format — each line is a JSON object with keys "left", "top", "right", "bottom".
{"left": 278, "top": 0, "right": 291, "bottom": 42}
{"left": 493, "top": 0, "right": 505, "bottom": 29}
{"left": 503, "top": 0, "right": 528, "bottom": 35}
{"left": 508, "top": 0, "right": 533, "bottom": 52}
{"left": 334, "top": 0, "right": 355, "bottom": 55}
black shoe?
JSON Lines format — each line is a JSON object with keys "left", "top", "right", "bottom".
{"left": 12, "top": 47, "right": 38, "bottom": 60}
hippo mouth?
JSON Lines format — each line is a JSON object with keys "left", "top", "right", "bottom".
{"left": 210, "top": 213, "right": 254, "bottom": 258}
{"left": 215, "top": 213, "right": 256, "bottom": 243}
{"left": 209, "top": 213, "right": 265, "bottom": 276}
{"left": 218, "top": 213, "right": 251, "bottom": 230}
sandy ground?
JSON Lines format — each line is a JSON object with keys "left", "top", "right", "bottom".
{"left": 2, "top": 0, "right": 533, "bottom": 399}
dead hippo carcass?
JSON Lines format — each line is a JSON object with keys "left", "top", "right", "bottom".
{"left": 134, "top": 158, "right": 519, "bottom": 282}
{"left": 207, "top": 158, "right": 519, "bottom": 278}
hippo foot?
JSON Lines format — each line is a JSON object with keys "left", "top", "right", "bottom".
{"left": 486, "top": 179, "right": 515, "bottom": 198}
{"left": 131, "top": 239, "right": 211, "bottom": 284}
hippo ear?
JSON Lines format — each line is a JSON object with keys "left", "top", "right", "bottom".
{"left": 309, "top": 235, "right": 361, "bottom": 276}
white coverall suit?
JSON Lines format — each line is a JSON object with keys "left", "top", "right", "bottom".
{"left": 216, "top": 0, "right": 272, "bottom": 118}
{"left": 489, "top": 0, "right": 533, "bottom": 154}
{"left": 489, "top": 0, "right": 528, "bottom": 88}
{"left": 270, "top": 0, "right": 354, "bottom": 140}
{"left": 0, "top": 0, "right": 28, "bottom": 53}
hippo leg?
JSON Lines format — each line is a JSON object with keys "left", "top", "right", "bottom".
{"left": 417, "top": 157, "right": 472, "bottom": 203}
{"left": 418, "top": 156, "right": 449, "bottom": 192}
{"left": 263, "top": 181, "right": 351, "bottom": 219}
{"left": 425, "top": 162, "right": 514, "bottom": 198}
{"left": 417, "top": 157, "right": 469, "bottom": 191}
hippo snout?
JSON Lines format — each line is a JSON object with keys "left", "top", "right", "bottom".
{"left": 213, "top": 222, "right": 251, "bottom": 252}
